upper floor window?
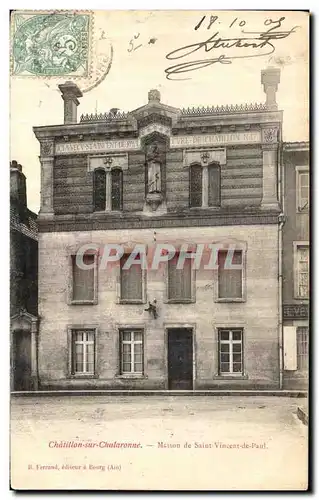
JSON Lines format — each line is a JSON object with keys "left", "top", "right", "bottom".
{"left": 111, "top": 168, "right": 123, "bottom": 211}
{"left": 93, "top": 167, "right": 123, "bottom": 212}
{"left": 294, "top": 243, "right": 309, "bottom": 299}
{"left": 217, "top": 249, "right": 243, "bottom": 301}
{"left": 190, "top": 163, "right": 221, "bottom": 208}
{"left": 71, "top": 254, "right": 96, "bottom": 304}
{"left": 167, "top": 253, "right": 192, "bottom": 303}
{"left": 93, "top": 168, "right": 106, "bottom": 211}
{"left": 190, "top": 164, "right": 202, "bottom": 207}
{"left": 120, "top": 253, "right": 143, "bottom": 303}
{"left": 296, "top": 167, "right": 309, "bottom": 212}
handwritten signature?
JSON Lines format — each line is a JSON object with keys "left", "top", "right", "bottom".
{"left": 165, "top": 16, "right": 299, "bottom": 80}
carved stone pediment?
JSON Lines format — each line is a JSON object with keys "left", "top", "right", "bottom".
{"left": 183, "top": 148, "right": 227, "bottom": 167}
{"left": 87, "top": 153, "right": 129, "bottom": 171}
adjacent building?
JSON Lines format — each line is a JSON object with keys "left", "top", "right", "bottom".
{"left": 282, "top": 142, "right": 309, "bottom": 390}
{"left": 33, "top": 68, "right": 285, "bottom": 391}
{"left": 10, "top": 160, "right": 38, "bottom": 391}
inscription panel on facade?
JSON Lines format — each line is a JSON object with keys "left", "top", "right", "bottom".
{"left": 171, "top": 131, "right": 261, "bottom": 148}
{"left": 55, "top": 131, "right": 261, "bottom": 155}
{"left": 55, "top": 139, "right": 140, "bottom": 155}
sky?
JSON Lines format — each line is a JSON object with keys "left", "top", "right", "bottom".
{"left": 10, "top": 10, "right": 309, "bottom": 213}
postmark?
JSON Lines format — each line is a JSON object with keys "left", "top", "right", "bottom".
{"left": 11, "top": 10, "right": 93, "bottom": 77}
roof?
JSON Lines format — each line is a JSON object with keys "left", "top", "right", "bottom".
{"left": 283, "top": 141, "right": 309, "bottom": 152}
{"left": 10, "top": 204, "right": 38, "bottom": 241}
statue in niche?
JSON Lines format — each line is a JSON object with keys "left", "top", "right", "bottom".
{"left": 146, "top": 143, "right": 162, "bottom": 194}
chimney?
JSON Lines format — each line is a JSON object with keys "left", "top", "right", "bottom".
{"left": 10, "top": 160, "right": 27, "bottom": 210}
{"left": 261, "top": 67, "right": 281, "bottom": 110}
{"left": 58, "top": 81, "right": 83, "bottom": 124}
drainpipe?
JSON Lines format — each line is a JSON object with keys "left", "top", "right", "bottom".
{"left": 278, "top": 138, "right": 285, "bottom": 390}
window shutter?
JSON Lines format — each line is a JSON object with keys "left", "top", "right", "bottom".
{"left": 218, "top": 250, "right": 242, "bottom": 299}
{"left": 283, "top": 326, "right": 297, "bottom": 370}
{"left": 111, "top": 169, "right": 123, "bottom": 211}
{"left": 120, "top": 254, "right": 142, "bottom": 300}
{"left": 208, "top": 164, "right": 221, "bottom": 206}
{"left": 72, "top": 254, "right": 95, "bottom": 301}
{"left": 93, "top": 168, "right": 106, "bottom": 211}
{"left": 168, "top": 254, "right": 191, "bottom": 300}
{"left": 190, "top": 165, "right": 202, "bottom": 207}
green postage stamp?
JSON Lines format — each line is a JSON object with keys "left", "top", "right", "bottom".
{"left": 11, "top": 10, "right": 92, "bottom": 77}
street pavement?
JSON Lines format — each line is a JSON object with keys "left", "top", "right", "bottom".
{"left": 11, "top": 395, "right": 308, "bottom": 491}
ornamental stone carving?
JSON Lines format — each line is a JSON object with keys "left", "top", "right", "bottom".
{"left": 262, "top": 128, "right": 278, "bottom": 144}
{"left": 183, "top": 148, "right": 226, "bottom": 167}
{"left": 87, "top": 153, "right": 129, "bottom": 172}
{"left": 40, "top": 140, "right": 54, "bottom": 156}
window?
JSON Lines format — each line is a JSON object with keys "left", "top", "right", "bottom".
{"left": 218, "top": 329, "right": 243, "bottom": 375}
{"left": 167, "top": 253, "right": 192, "bottom": 302}
{"left": 93, "top": 167, "right": 123, "bottom": 212}
{"left": 111, "top": 168, "right": 123, "bottom": 211}
{"left": 72, "top": 254, "right": 95, "bottom": 303}
{"left": 208, "top": 164, "right": 221, "bottom": 207}
{"left": 120, "top": 253, "right": 143, "bottom": 302}
{"left": 190, "top": 165, "right": 202, "bottom": 207}
{"left": 297, "top": 326, "right": 308, "bottom": 371}
{"left": 190, "top": 163, "right": 221, "bottom": 208}
{"left": 218, "top": 250, "right": 243, "bottom": 300}
{"left": 296, "top": 168, "right": 309, "bottom": 212}
{"left": 93, "top": 168, "right": 106, "bottom": 211}
{"left": 71, "top": 329, "right": 95, "bottom": 375}
{"left": 120, "top": 329, "right": 144, "bottom": 374}
{"left": 295, "top": 244, "right": 309, "bottom": 299}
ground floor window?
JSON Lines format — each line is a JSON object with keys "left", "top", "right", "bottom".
{"left": 218, "top": 328, "right": 243, "bottom": 375}
{"left": 71, "top": 329, "right": 95, "bottom": 375}
{"left": 120, "top": 329, "right": 144, "bottom": 374}
{"left": 297, "top": 326, "right": 308, "bottom": 371}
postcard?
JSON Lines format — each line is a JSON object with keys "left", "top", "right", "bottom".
{"left": 10, "top": 9, "right": 309, "bottom": 491}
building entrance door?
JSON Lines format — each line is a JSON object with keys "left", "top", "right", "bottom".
{"left": 167, "top": 328, "right": 193, "bottom": 390}
{"left": 13, "top": 330, "right": 32, "bottom": 391}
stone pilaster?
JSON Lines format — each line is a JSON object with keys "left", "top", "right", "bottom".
{"left": 261, "top": 127, "right": 280, "bottom": 210}
{"left": 30, "top": 317, "right": 39, "bottom": 390}
{"left": 39, "top": 138, "right": 55, "bottom": 216}
{"left": 202, "top": 166, "right": 209, "bottom": 208}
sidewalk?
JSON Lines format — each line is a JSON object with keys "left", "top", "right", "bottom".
{"left": 11, "top": 389, "right": 308, "bottom": 397}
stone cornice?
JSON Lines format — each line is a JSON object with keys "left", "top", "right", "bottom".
{"left": 38, "top": 212, "right": 280, "bottom": 233}
{"left": 33, "top": 110, "right": 283, "bottom": 142}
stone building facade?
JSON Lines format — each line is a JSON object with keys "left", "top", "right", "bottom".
{"left": 10, "top": 160, "right": 38, "bottom": 391}
{"left": 33, "top": 68, "right": 284, "bottom": 390}
{"left": 282, "top": 142, "right": 309, "bottom": 390}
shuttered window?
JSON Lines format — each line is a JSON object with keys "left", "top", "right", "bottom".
{"left": 208, "top": 164, "right": 221, "bottom": 206}
{"left": 111, "top": 168, "right": 123, "bottom": 211}
{"left": 218, "top": 250, "right": 243, "bottom": 299}
{"left": 120, "top": 253, "right": 143, "bottom": 302}
{"left": 190, "top": 165, "right": 202, "bottom": 207}
{"left": 297, "top": 170, "right": 309, "bottom": 211}
{"left": 72, "top": 254, "right": 95, "bottom": 302}
{"left": 93, "top": 168, "right": 106, "bottom": 211}
{"left": 168, "top": 253, "right": 192, "bottom": 302}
